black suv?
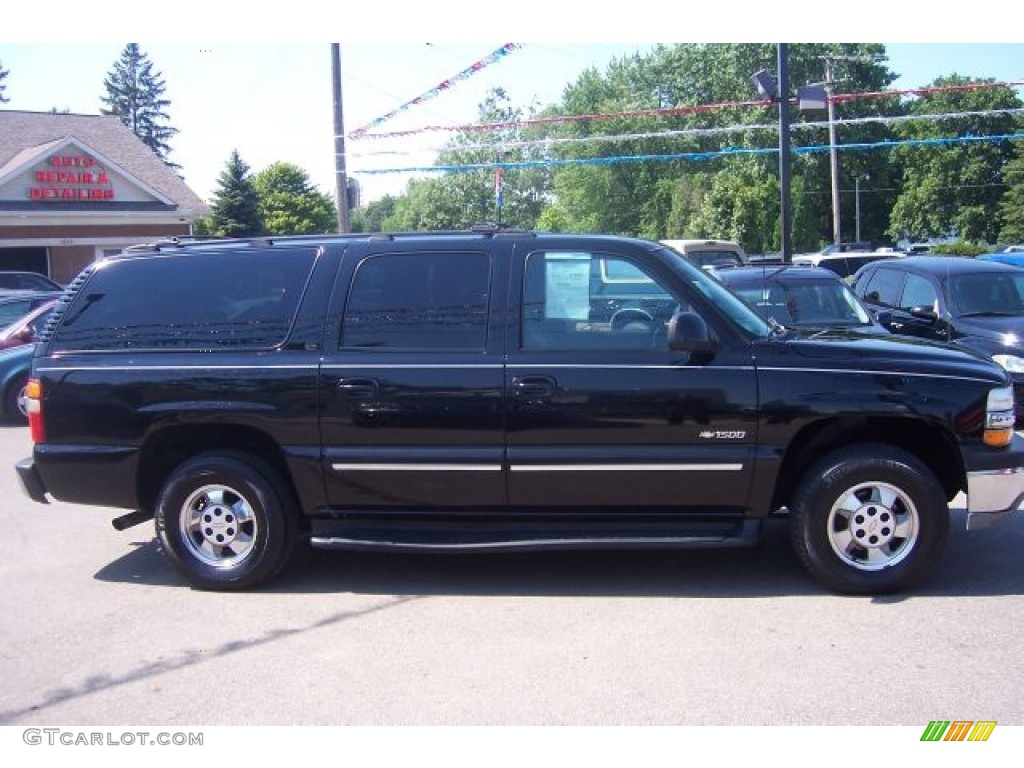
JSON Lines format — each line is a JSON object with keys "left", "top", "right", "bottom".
{"left": 15, "top": 231, "right": 1024, "bottom": 594}
{"left": 852, "top": 256, "right": 1024, "bottom": 425}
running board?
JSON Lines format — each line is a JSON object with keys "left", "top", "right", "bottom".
{"left": 310, "top": 519, "right": 760, "bottom": 553}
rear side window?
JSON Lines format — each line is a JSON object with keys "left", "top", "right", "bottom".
{"left": 50, "top": 249, "right": 317, "bottom": 351}
{"left": 861, "top": 268, "right": 905, "bottom": 308}
{"left": 342, "top": 251, "right": 491, "bottom": 350}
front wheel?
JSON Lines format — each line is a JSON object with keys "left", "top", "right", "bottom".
{"left": 790, "top": 444, "right": 949, "bottom": 594}
{"left": 155, "top": 453, "right": 296, "bottom": 590}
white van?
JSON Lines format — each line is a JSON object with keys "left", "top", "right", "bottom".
{"left": 660, "top": 239, "right": 748, "bottom": 271}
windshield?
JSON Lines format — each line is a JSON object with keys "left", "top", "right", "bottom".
{"left": 659, "top": 251, "right": 772, "bottom": 337}
{"left": 689, "top": 251, "right": 744, "bottom": 269}
{"left": 949, "top": 272, "right": 1024, "bottom": 316}
{"left": 730, "top": 280, "right": 874, "bottom": 328}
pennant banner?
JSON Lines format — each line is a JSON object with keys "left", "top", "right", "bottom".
{"left": 348, "top": 43, "right": 524, "bottom": 139}
{"left": 351, "top": 80, "right": 1024, "bottom": 142}
{"left": 352, "top": 132, "right": 1024, "bottom": 175}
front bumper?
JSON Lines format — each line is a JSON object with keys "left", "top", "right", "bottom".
{"left": 964, "top": 435, "right": 1024, "bottom": 530}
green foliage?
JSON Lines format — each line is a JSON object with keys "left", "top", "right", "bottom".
{"left": 936, "top": 240, "right": 988, "bottom": 256}
{"left": 191, "top": 215, "right": 216, "bottom": 236}
{"left": 252, "top": 162, "right": 336, "bottom": 235}
{"left": 887, "top": 75, "right": 1023, "bottom": 243}
{"left": 209, "top": 150, "right": 262, "bottom": 237}
{"left": 351, "top": 195, "right": 399, "bottom": 233}
{"left": 545, "top": 43, "right": 896, "bottom": 247}
{"left": 387, "top": 88, "right": 551, "bottom": 230}
{"left": 100, "top": 44, "right": 178, "bottom": 167}
{"left": 0, "top": 60, "right": 9, "bottom": 103}
{"left": 998, "top": 148, "right": 1024, "bottom": 243}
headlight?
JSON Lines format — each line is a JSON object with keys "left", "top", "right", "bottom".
{"left": 984, "top": 385, "right": 1016, "bottom": 447}
{"left": 992, "top": 354, "right": 1024, "bottom": 373}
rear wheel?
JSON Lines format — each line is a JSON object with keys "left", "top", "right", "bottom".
{"left": 155, "top": 453, "right": 296, "bottom": 590}
{"left": 790, "top": 444, "right": 949, "bottom": 594}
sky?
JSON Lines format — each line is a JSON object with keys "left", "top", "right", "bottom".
{"left": 3, "top": 3, "right": 1023, "bottom": 209}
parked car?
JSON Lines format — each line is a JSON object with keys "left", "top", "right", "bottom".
{"left": 0, "top": 343, "right": 33, "bottom": 423}
{"left": 820, "top": 241, "right": 873, "bottom": 255}
{"left": 716, "top": 265, "right": 889, "bottom": 334}
{"left": 15, "top": 231, "right": 1024, "bottom": 595}
{"left": 660, "top": 239, "right": 748, "bottom": 271}
{"left": 0, "top": 299, "right": 58, "bottom": 350}
{"left": 852, "top": 256, "right": 1024, "bottom": 424}
{"left": 792, "top": 250, "right": 900, "bottom": 281}
{"left": 977, "top": 251, "right": 1024, "bottom": 268}
{"left": 0, "top": 271, "right": 63, "bottom": 291}
{"left": 0, "top": 291, "right": 63, "bottom": 330}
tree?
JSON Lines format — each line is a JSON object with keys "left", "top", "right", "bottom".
{"left": 888, "top": 75, "right": 1022, "bottom": 244}
{"left": 387, "top": 88, "right": 551, "bottom": 231}
{"left": 0, "top": 60, "right": 9, "bottom": 103}
{"left": 545, "top": 43, "right": 897, "bottom": 247}
{"left": 351, "top": 195, "right": 399, "bottom": 233}
{"left": 998, "top": 148, "right": 1024, "bottom": 244}
{"left": 209, "top": 150, "right": 262, "bottom": 237}
{"left": 252, "top": 163, "right": 336, "bottom": 235}
{"left": 100, "top": 44, "right": 178, "bottom": 167}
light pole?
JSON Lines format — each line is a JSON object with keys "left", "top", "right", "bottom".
{"left": 752, "top": 44, "right": 793, "bottom": 263}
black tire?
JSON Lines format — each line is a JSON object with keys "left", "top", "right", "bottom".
{"left": 155, "top": 453, "right": 296, "bottom": 590}
{"left": 790, "top": 444, "right": 949, "bottom": 595}
{"left": 4, "top": 375, "right": 28, "bottom": 424}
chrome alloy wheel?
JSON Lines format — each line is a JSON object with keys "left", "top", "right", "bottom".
{"left": 827, "top": 481, "right": 919, "bottom": 571}
{"left": 179, "top": 484, "right": 258, "bottom": 568}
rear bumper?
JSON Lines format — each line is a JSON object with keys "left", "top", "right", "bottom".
{"left": 16, "top": 457, "right": 49, "bottom": 504}
{"left": 963, "top": 435, "right": 1024, "bottom": 530}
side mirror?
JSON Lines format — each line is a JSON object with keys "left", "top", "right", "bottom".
{"left": 668, "top": 311, "right": 717, "bottom": 358}
{"left": 909, "top": 306, "right": 938, "bottom": 323}
{"left": 874, "top": 310, "right": 893, "bottom": 329}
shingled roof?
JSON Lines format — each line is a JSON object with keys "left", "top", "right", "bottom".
{"left": 0, "top": 110, "right": 208, "bottom": 216}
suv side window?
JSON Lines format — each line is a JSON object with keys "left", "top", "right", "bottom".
{"left": 50, "top": 249, "right": 316, "bottom": 351}
{"left": 522, "top": 251, "right": 678, "bottom": 350}
{"left": 899, "top": 273, "right": 939, "bottom": 312}
{"left": 342, "top": 251, "right": 491, "bottom": 350}
{"left": 861, "top": 268, "right": 905, "bottom": 308}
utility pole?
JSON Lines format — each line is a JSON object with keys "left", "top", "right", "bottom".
{"left": 778, "top": 44, "right": 793, "bottom": 263}
{"left": 331, "top": 44, "right": 350, "bottom": 233}
{"left": 824, "top": 56, "right": 842, "bottom": 247}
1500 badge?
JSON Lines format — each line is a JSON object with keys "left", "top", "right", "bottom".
{"left": 699, "top": 431, "right": 747, "bottom": 439}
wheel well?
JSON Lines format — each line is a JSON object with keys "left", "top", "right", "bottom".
{"left": 772, "top": 417, "right": 964, "bottom": 510}
{"left": 137, "top": 425, "right": 301, "bottom": 524}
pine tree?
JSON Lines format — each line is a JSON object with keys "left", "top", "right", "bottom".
{"left": 0, "top": 60, "right": 10, "bottom": 103}
{"left": 211, "top": 150, "right": 263, "bottom": 237}
{"left": 100, "top": 44, "right": 178, "bottom": 167}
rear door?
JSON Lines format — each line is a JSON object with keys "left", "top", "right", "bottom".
{"left": 318, "top": 240, "right": 509, "bottom": 510}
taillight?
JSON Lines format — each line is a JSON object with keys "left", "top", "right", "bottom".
{"left": 26, "top": 378, "right": 45, "bottom": 443}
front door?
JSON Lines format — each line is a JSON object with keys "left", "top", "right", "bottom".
{"left": 505, "top": 245, "right": 759, "bottom": 510}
